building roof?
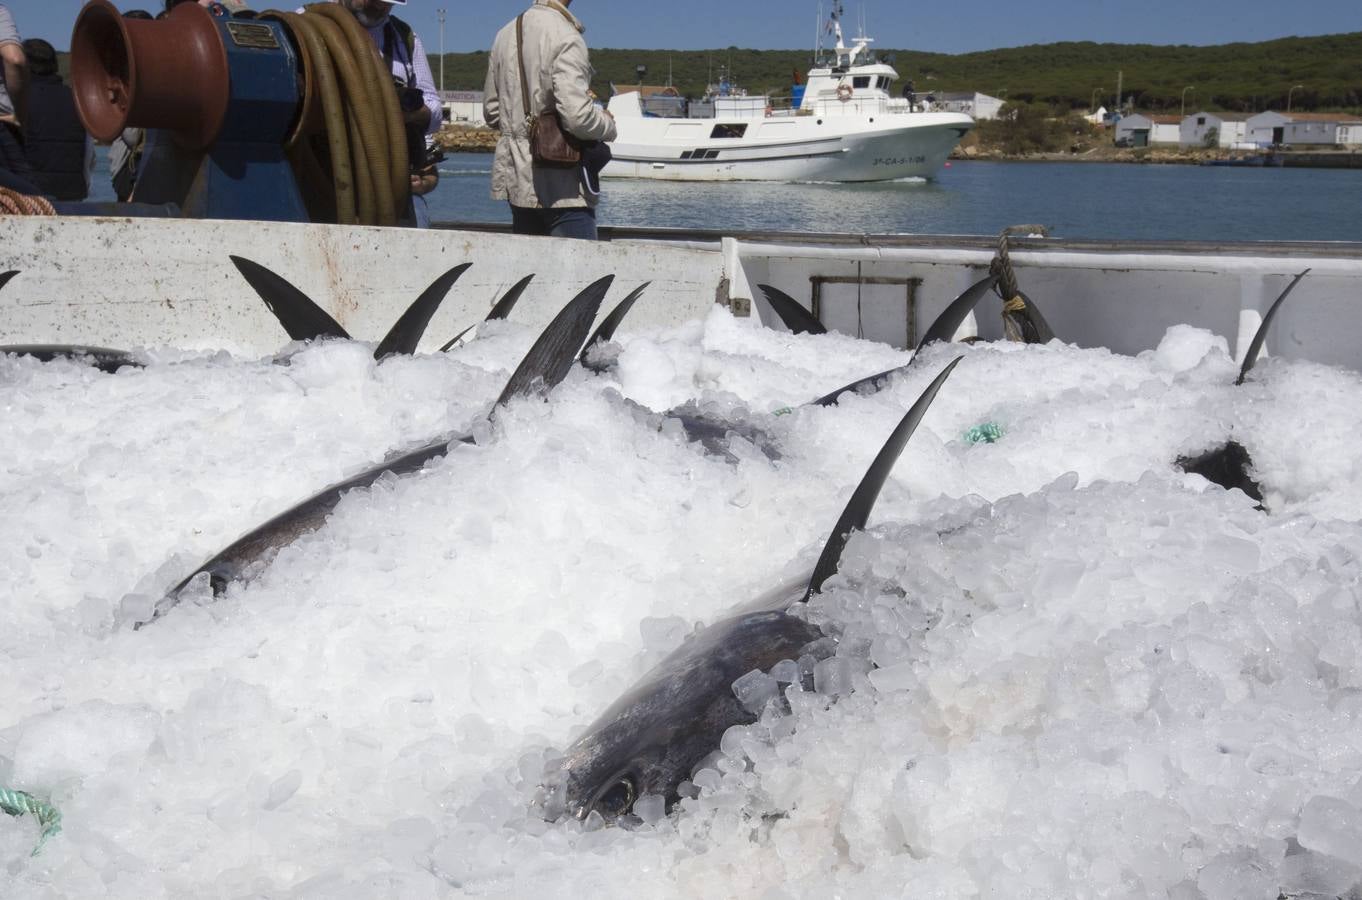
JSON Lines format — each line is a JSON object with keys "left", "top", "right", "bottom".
{"left": 1187, "top": 111, "right": 1254, "bottom": 122}
{"left": 1285, "top": 112, "right": 1362, "bottom": 123}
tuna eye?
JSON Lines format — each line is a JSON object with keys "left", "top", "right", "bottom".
{"left": 594, "top": 776, "right": 637, "bottom": 819}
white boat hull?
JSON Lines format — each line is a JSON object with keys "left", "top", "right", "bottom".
{"left": 602, "top": 112, "right": 974, "bottom": 183}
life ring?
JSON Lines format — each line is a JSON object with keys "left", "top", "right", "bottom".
{"left": 836, "top": 83, "right": 853, "bottom": 102}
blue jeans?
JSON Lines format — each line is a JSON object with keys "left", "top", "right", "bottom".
{"left": 510, "top": 205, "right": 598, "bottom": 240}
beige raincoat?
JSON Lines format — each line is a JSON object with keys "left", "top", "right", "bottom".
{"left": 484, "top": 1, "right": 617, "bottom": 209}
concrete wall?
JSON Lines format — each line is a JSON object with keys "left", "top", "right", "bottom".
{"left": 0, "top": 218, "right": 725, "bottom": 356}
{"left": 730, "top": 240, "right": 1362, "bottom": 372}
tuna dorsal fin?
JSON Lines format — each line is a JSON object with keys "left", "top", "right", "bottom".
{"left": 1237, "top": 268, "right": 1309, "bottom": 386}
{"left": 921, "top": 273, "right": 999, "bottom": 347}
{"left": 494, "top": 275, "right": 613, "bottom": 408}
{"left": 438, "top": 274, "right": 535, "bottom": 352}
{"left": 802, "top": 357, "right": 962, "bottom": 602}
{"left": 0, "top": 270, "right": 18, "bottom": 292}
{"left": 579, "top": 281, "right": 650, "bottom": 369}
{"left": 811, "top": 275, "right": 993, "bottom": 408}
{"left": 374, "top": 263, "right": 472, "bottom": 359}
{"left": 487, "top": 273, "right": 534, "bottom": 321}
{"left": 229, "top": 255, "right": 350, "bottom": 343}
{"left": 758, "top": 284, "right": 827, "bottom": 335}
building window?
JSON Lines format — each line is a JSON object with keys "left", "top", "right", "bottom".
{"left": 1197, "top": 117, "right": 1206, "bottom": 126}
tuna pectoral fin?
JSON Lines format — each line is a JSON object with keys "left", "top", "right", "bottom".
{"left": 438, "top": 325, "right": 475, "bottom": 353}
{"left": 811, "top": 275, "right": 994, "bottom": 408}
{"left": 579, "top": 282, "right": 650, "bottom": 368}
{"left": 1236, "top": 268, "right": 1309, "bottom": 386}
{"left": 802, "top": 357, "right": 962, "bottom": 602}
{"left": 493, "top": 275, "right": 613, "bottom": 408}
{"left": 920, "top": 274, "right": 999, "bottom": 348}
{"left": 230, "top": 255, "right": 350, "bottom": 343}
{"left": 0, "top": 270, "right": 18, "bottom": 292}
{"left": 438, "top": 274, "right": 535, "bottom": 352}
{"left": 757, "top": 284, "right": 827, "bottom": 335}
{"left": 374, "top": 263, "right": 473, "bottom": 359}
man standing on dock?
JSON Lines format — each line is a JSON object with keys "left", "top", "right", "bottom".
{"left": 484, "top": 0, "right": 616, "bottom": 240}
{"left": 0, "top": 3, "right": 39, "bottom": 193}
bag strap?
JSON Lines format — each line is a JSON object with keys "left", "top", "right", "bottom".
{"left": 515, "top": 14, "right": 534, "bottom": 124}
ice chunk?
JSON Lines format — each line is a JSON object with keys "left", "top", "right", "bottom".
{"left": 732, "top": 669, "right": 779, "bottom": 714}
{"left": 263, "top": 769, "right": 303, "bottom": 810}
{"left": 633, "top": 794, "right": 666, "bottom": 825}
{"left": 1195, "top": 849, "right": 1279, "bottom": 900}
{"left": 1298, "top": 795, "right": 1362, "bottom": 866}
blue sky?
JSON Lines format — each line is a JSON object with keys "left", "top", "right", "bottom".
{"left": 7, "top": 0, "right": 1360, "bottom": 54}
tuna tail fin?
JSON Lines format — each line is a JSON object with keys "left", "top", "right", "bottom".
{"left": 802, "top": 357, "right": 962, "bottom": 602}
{"left": 229, "top": 255, "right": 350, "bottom": 343}
{"left": 758, "top": 284, "right": 827, "bottom": 335}
{"left": 579, "top": 281, "right": 650, "bottom": 370}
{"left": 0, "top": 270, "right": 18, "bottom": 293}
{"left": 374, "top": 263, "right": 473, "bottom": 359}
{"left": 811, "top": 275, "right": 993, "bottom": 408}
{"left": 1236, "top": 268, "right": 1309, "bottom": 386}
{"left": 1001, "top": 289, "right": 1055, "bottom": 344}
{"left": 493, "top": 275, "right": 613, "bottom": 408}
{"left": 438, "top": 273, "right": 535, "bottom": 352}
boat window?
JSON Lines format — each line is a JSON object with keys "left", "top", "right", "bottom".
{"left": 704, "top": 149, "right": 720, "bottom": 159}
{"left": 853, "top": 76, "right": 871, "bottom": 89}
{"left": 710, "top": 123, "right": 747, "bottom": 139}
{"left": 877, "top": 77, "right": 890, "bottom": 90}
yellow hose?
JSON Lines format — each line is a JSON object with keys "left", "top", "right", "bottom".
{"left": 308, "top": 3, "right": 406, "bottom": 224}
{"left": 264, "top": 11, "right": 355, "bottom": 224}
{"left": 262, "top": 6, "right": 411, "bottom": 227}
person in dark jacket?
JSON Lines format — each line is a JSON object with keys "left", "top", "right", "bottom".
{"left": 19, "top": 38, "right": 91, "bottom": 200}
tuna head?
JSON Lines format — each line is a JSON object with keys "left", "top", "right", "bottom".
{"left": 546, "top": 610, "right": 824, "bottom": 823}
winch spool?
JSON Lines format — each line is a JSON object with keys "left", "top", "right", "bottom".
{"left": 68, "top": 0, "right": 410, "bottom": 226}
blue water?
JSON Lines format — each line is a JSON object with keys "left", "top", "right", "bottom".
{"left": 87, "top": 147, "right": 1360, "bottom": 242}
{"left": 427, "top": 153, "right": 1362, "bottom": 242}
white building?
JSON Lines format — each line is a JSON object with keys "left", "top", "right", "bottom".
{"left": 1245, "top": 111, "right": 1290, "bottom": 146}
{"left": 1114, "top": 114, "right": 1180, "bottom": 147}
{"left": 1180, "top": 111, "right": 1250, "bottom": 148}
{"left": 1282, "top": 115, "right": 1362, "bottom": 146}
{"left": 441, "top": 90, "right": 486, "bottom": 127}
{"left": 934, "top": 91, "right": 1004, "bottom": 120}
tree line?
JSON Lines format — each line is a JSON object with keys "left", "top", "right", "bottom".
{"left": 428, "top": 31, "right": 1361, "bottom": 114}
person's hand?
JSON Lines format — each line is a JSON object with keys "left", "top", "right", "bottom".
{"left": 411, "top": 170, "right": 438, "bottom": 196}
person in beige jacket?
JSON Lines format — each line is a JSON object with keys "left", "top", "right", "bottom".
{"left": 484, "top": 0, "right": 617, "bottom": 239}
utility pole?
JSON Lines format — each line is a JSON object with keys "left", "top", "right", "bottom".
{"left": 1181, "top": 85, "right": 1194, "bottom": 117}
{"left": 437, "top": 8, "right": 446, "bottom": 95}
{"left": 1116, "top": 70, "right": 1123, "bottom": 115}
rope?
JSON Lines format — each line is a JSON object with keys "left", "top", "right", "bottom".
{"left": 963, "top": 422, "right": 1004, "bottom": 444}
{"left": 1, "top": 787, "right": 62, "bottom": 856}
{"left": 991, "top": 224, "right": 1051, "bottom": 304}
{"left": 0, "top": 188, "right": 56, "bottom": 216}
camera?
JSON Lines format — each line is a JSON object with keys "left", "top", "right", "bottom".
{"left": 394, "top": 78, "right": 425, "bottom": 115}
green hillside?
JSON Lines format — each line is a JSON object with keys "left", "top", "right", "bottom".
{"left": 431, "top": 32, "right": 1362, "bottom": 113}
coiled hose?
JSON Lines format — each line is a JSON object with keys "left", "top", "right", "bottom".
{"left": 261, "top": 4, "right": 409, "bottom": 226}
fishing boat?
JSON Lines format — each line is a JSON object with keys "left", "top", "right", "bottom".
{"left": 601, "top": 5, "right": 974, "bottom": 183}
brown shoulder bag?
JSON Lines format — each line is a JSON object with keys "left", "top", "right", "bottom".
{"left": 517, "top": 13, "right": 582, "bottom": 168}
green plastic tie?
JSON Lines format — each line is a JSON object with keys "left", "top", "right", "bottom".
{"left": 1, "top": 787, "right": 62, "bottom": 856}
{"left": 771, "top": 406, "right": 793, "bottom": 417}
{"left": 964, "top": 422, "right": 1005, "bottom": 445}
